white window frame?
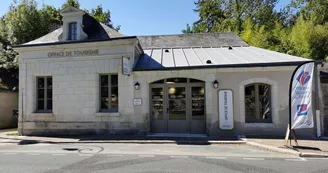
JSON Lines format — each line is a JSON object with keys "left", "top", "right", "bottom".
{"left": 69, "top": 22, "right": 77, "bottom": 40}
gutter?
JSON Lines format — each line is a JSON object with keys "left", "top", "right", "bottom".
{"left": 12, "top": 36, "right": 138, "bottom": 48}
{"left": 133, "top": 60, "right": 323, "bottom": 72}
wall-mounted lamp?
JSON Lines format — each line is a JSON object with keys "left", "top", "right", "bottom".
{"left": 135, "top": 82, "right": 140, "bottom": 90}
{"left": 213, "top": 80, "right": 219, "bottom": 89}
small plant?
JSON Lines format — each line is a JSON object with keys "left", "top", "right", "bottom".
{"left": 6, "top": 132, "right": 18, "bottom": 136}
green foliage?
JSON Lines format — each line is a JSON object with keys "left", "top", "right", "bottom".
{"left": 0, "top": 0, "right": 51, "bottom": 72}
{"left": 184, "top": 0, "right": 328, "bottom": 60}
{"left": 62, "top": 0, "right": 80, "bottom": 9}
{"left": 5, "top": 0, "right": 51, "bottom": 45}
{"left": 182, "top": 24, "right": 193, "bottom": 33}
{"left": 290, "top": 18, "right": 328, "bottom": 60}
{"left": 89, "top": 5, "right": 120, "bottom": 31}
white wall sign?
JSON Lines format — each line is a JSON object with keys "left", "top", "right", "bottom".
{"left": 133, "top": 98, "right": 142, "bottom": 106}
{"left": 122, "top": 57, "right": 130, "bottom": 75}
{"left": 219, "top": 90, "right": 234, "bottom": 130}
{"left": 291, "top": 62, "right": 314, "bottom": 129}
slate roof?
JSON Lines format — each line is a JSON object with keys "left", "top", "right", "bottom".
{"left": 137, "top": 32, "right": 248, "bottom": 48}
{"left": 25, "top": 13, "right": 124, "bottom": 45}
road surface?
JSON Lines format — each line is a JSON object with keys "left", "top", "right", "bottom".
{"left": 0, "top": 142, "right": 327, "bottom": 173}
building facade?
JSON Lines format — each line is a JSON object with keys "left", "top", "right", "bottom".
{"left": 14, "top": 7, "right": 321, "bottom": 137}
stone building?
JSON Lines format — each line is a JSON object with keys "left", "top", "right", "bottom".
{"left": 13, "top": 7, "right": 323, "bottom": 137}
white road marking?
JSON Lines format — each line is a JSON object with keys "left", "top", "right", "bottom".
{"left": 78, "top": 154, "right": 94, "bottom": 157}
{"left": 27, "top": 143, "right": 50, "bottom": 147}
{"left": 138, "top": 155, "right": 155, "bottom": 158}
{"left": 107, "top": 155, "right": 123, "bottom": 157}
{"left": 300, "top": 158, "right": 307, "bottom": 161}
{"left": 171, "top": 156, "right": 189, "bottom": 158}
{"left": 307, "top": 158, "right": 328, "bottom": 160}
{"left": 243, "top": 158, "right": 265, "bottom": 160}
{"left": 285, "top": 158, "right": 307, "bottom": 162}
{"left": 28, "top": 153, "right": 40, "bottom": 156}
{"left": 4, "top": 153, "right": 17, "bottom": 155}
{"left": 52, "top": 154, "right": 66, "bottom": 156}
{"left": 206, "top": 157, "right": 227, "bottom": 160}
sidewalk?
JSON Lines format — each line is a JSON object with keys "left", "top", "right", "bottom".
{"left": 244, "top": 137, "right": 328, "bottom": 158}
{"left": 0, "top": 129, "right": 244, "bottom": 145}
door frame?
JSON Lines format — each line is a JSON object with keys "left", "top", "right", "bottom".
{"left": 167, "top": 83, "right": 189, "bottom": 133}
{"left": 149, "top": 78, "right": 206, "bottom": 134}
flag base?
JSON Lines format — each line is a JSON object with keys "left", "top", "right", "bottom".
{"left": 284, "top": 124, "right": 298, "bottom": 146}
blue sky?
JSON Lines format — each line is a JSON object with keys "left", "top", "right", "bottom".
{"left": 0, "top": 0, "right": 290, "bottom": 36}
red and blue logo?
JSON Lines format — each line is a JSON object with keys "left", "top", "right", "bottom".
{"left": 297, "top": 104, "right": 308, "bottom": 116}
{"left": 296, "top": 71, "right": 311, "bottom": 85}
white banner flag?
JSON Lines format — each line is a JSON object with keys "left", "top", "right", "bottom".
{"left": 291, "top": 62, "right": 314, "bottom": 129}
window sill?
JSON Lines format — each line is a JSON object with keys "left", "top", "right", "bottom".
{"left": 31, "top": 112, "right": 54, "bottom": 117}
{"left": 95, "top": 112, "right": 120, "bottom": 117}
{"left": 243, "top": 123, "right": 276, "bottom": 128}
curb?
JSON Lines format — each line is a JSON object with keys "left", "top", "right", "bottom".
{"left": 0, "top": 137, "right": 246, "bottom": 145}
{"left": 245, "top": 141, "right": 300, "bottom": 156}
{"left": 245, "top": 141, "right": 328, "bottom": 158}
{"left": 300, "top": 152, "right": 328, "bottom": 158}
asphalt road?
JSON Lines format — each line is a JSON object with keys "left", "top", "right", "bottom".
{"left": 0, "top": 142, "right": 327, "bottom": 173}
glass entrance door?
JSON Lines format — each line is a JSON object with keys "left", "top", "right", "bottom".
{"left": 150, "top": 78, "right": 206, "bottom": 134}
{"left": 167, "top": 86, "right": 188, "bottom": 133}
{"left": 150, "top": 87, "right": 166, "bottom": 133}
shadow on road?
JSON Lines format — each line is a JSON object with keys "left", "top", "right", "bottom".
{"left": 18, "top": 140, "right": 39, "bottom": 145}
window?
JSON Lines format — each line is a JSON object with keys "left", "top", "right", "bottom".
{"left": 100, "top": 74, "right": 118, "bottom": 112}
{"left": 245, "top": 83, "right": 271, "bottom": 123}
{"left": 37, "top": 77, "right": 52, "bottom": 112}
{"left": 69, "top": 22, "right": 77, "bottom": 40}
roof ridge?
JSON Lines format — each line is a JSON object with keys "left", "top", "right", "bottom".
{"left": 136, "top": 32, "right": 235, "bottom": 37}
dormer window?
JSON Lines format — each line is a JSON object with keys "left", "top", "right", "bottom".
{"left": 69, "top": 22, "right": 77, "bottom": 40}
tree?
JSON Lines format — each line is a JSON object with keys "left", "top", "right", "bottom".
{"left": 5, "top": 0, "right": 51, "bottom": 45}
{"left": 290, "top": 18, "right": 328, "bottom": 60}
{"left": 184, "top": 0, "right": 328, "bottom": 60}
{"left": 42, "top": 5, "right": 61, "bottom": 22}
{"left": 90, "top": 5, "right": 121, "bottom": 31}
{"left": 182, "top": 24, "right": 193, "bottom": 33}
{"left": 184, "top": 0, "right": 278, "bottom": 34}
{"left": 61, "top": 0, "right": 80, "bottom": 9}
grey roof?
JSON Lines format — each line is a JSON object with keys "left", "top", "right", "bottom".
{"left": 137, "top": 32, "right": 248, "bottom": 48}
{"left": 134, "top": 46, "right": 310, "bottom": 71}
{"left": 25, "top": 15, "right": 124, "bottom": 45}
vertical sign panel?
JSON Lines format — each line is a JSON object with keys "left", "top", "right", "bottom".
{"left": 122, "top": 57, "right": 130, "bottom": 75}
{"left": 291, "top": 62, "right": 314, "bottom": 129}
{"left": 219, "top": 90, "right": 234, "bottom": 130}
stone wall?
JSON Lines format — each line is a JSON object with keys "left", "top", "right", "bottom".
{"left": 134, "top": 66, "right": 315, "bottom": 137}
{"left": 321, "top": 83, "right": 328, "bottom": 135}
{"left": 0, "top": 91, "right": 18, "bottom": 129}
{"left": 18, "top": 41, "right": 140, "bottom": 136}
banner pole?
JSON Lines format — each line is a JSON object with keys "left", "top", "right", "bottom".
{"left": 314, "top": 63, "right": 321, "bottom": 137}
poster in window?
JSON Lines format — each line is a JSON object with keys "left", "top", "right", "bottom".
{"left": 219, "top": 90, "right": 234, "bottom": 130}
{"left": 122, "top": 57, "right": 130, "bottom": 75}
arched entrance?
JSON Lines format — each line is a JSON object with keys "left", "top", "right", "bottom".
{"left": 150, "top": 78, "right": 206, "bottom": 134}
